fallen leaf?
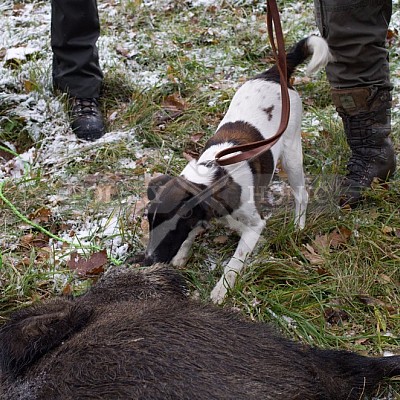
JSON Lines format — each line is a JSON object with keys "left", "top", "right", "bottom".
{"left": 140, "top": 218, "right": 149, "bottom": 246}
{"left": 37, "top": 247, "right": 51, "bottom": 262}
{"left": 355, "top": 337, "right": 369, "bottom": 345}
{"left": 29, "top": 207, "right": 52, "bottom": 224}
{"left": 95, "top": 184, "right": 116, "bottom": 203}
{"left": 358, "top": 294, "right": 396, "bottom": 313}
{"left": 324, "top": 307, "right": 349, "bottom": 325}
{"left": 301, "top": 243, "right": 325, "bottom": 266}
{"left": 0, "top": 144, "right": 14, "bottom": 161}
{"left": 328, "top": 226, "right": 352, "bottom": 248}
{"left": 13, "top": 3, "right": 25, "bottom": 15}
{"left": 24, "top": 79, "right": 38, "bottom": 93}
{"left": 190, "top": 132, "right": 204, "bottom": 143}
{"left": 20, "top": 234, "right": 35, "bottom": 246}
{"left": 62, "top": 283, "right": 73, "bottom": 296}
{"left": 154, "top": 93, "right": 188, "bottom": 124}
{"left": 20, "top": 233, "right": 49, "bottom": 248}
{"left": 67, "top": 250, "right": 108, "bottom": 276}
{"left": 132, "top": 198, "right": 148, "bottom": 217}
{"left": 381, "top": 225, "right": 397, "bottom": 235}
{"left": 387, "top": 28, "right": 398, "bottom": 46}
{"left": 377, "top": 273, "right": 391, "bottom": 285}
{"left": 213, "top": 235, "right": 229, "bottom": 244}
{"left": 162, "top": 93, "right": 187, "bottom": 111}
{"left": 312, "top": 233, "right": 330, "bottom": 253}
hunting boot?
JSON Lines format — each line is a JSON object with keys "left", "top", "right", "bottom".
{"left": 331, "top": 87, "right": 396, "bottom": 207}
{"left": 70, "top": 98, "right": 105, "bottom": 141}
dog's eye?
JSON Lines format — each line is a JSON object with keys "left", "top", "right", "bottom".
{"left": 182, "top": 208, "right": 193, "bottom": 219}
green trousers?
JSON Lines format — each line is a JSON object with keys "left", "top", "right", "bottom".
{"left": 313, "top": 0, "right": 392, "bottom": 89}
{"left": 51, "top": 0, "right": 103, "bottom": 98}
{"left": 50, "top": 0, "right": 392, "bottom": 96}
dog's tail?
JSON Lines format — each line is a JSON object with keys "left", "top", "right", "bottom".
{"left": 299, "top": 35, "right": 333, "bottom": 75}
{"left": 258, "top": 35, "right": 333, "bottom": 83}
{"left": 288, "top": 35, "right": 333, "bottom": 78}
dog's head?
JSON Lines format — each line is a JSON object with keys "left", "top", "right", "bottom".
{"left": 144, "top": 171, "right": 241, "bottom": 266}
{"left": 144, "top": 175, "right": 207, "bottom": 265}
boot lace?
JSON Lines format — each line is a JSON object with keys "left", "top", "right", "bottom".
{"left": 341, "top": 112, "right": 385, "bottom": 183}
{"left": 72, "top": 98, "right": 100, "bottom": 117}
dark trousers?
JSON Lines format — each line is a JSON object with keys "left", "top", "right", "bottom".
{"left": 51, "top": 0, "right": 103, "bottom": 98}
{"left": 314, "top": 0, "right": 392, "bottom": 89}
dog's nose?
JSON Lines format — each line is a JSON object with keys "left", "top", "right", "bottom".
{"left": 144, "top": 254, "right": 154, "bottom": 266}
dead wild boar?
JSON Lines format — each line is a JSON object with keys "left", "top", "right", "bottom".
{"left": 0, "top": 265, "right": 399, "bottom": 400}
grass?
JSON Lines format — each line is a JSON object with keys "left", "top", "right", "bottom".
{"left": 1, "top": 0, "right": 400, "bottom": 397}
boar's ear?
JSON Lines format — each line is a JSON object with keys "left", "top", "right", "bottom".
{"left": 147, "top": 174, "right": 173, "bottom": 201}
{"left": 0, "top": 299, "right": 92, "bottom": 378}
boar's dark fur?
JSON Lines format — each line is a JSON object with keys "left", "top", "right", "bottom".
{"left": 0, "top": 265, "right": 399, "bottom": 400}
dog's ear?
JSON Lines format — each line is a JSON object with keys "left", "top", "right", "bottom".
{"left": 147, "top": 174, "right": 173, "bottom": 201}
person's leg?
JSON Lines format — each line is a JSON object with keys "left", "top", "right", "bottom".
{"left": 51, "top": 0, "right": 105, "bottom": 140}
{"left": 314, "top": 0, "right": 396, "bottom": 206}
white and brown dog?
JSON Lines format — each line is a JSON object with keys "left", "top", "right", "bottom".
{"left": 145, "top": 36, "right": 332, "bottom": 304}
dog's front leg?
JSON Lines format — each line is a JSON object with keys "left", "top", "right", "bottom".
{"left": 210, "top": 218, "right": 265, "bottom": 304}
{"left": 171, "top": 224, "right": 207, "bottom": 267}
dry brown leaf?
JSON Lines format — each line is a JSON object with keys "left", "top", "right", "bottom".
{"left": 355, "top": 337, "right": 369, "bottom": 345}
{"left": 301, "top": 131, "right": 313, "bottom": 139}
{"left": 301, "top": 243, "right": 325, "bottom": 266}
{"left": 36, "top": 247, "right": 51, "bottom": 262}
{"left": 20, "top": 233, "right": 49, "bottom": 248}
{"left": 12, "top": 3, "right": 25, "bottom": 15}
{"left": 312, "top": 233, "right": 330, "bottom": 253}
{"left": 95, "top": 184, "right": 116, "bottom": 203}
{"left": 162, "top": 93, "right": 187, "bottom": 111}
{"left": 190, "top": 132, "right": 204, "bottom": 143}
{"left": 29, "top": 207, "right": 52, "bottom": 223}
{"left": 328, "top": 226, "right": 351, "bottom": 248}
{"left": 154, "top": 93, "right": 188, "bottom": 124}
{"left": 62, "top": 283, "right": 73, "bottom": 296}
{"left": 324, "top": 307, "right": 349, "bottom": 325}
{"left": 132, "top": 198, "right": 148, "bottom": 217}
{"left": 213, "top": 235, "right": 229, "bottom": 244}
{"left": 382, "top": 225, "right": 397, "bottom": 235}
{"left": 67, "top": 250, "right": 108, "bottom": 276}
{"left": 387, "top": 28, "right": 398, "bottom": 46}
{"left": 20, "top": 234, "right": 35, "bottom": 246}
{"left": 311, "top": 227, "right": 351, "bottom": 254}
{"left": 358, "top": 294, "right": 396, "bottom": 313}
{"left": 377, "top": 273, "right": 392, "bottom": 285}
{"left": 140, "top": 218, "right": 149, "bottom": 246}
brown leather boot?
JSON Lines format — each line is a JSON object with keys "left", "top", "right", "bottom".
{"left": 331, "top": 87, "right": 396, "bottom": 207}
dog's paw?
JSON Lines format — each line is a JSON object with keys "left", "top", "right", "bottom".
{"left": 171, "top": 255, "right": 189, "bottom": 268}
{"left": 210, "top": 276, "right": 230, "bottom": 304}
{"left": 210, "top": 271, "right": 239, "bottom": 304}
{"left": 210, "top": 281, "right": 228, "bottom": 305}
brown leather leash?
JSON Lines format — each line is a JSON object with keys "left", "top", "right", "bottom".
{"left": 215, "top": 0, "right": 290, "bottom": 166}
